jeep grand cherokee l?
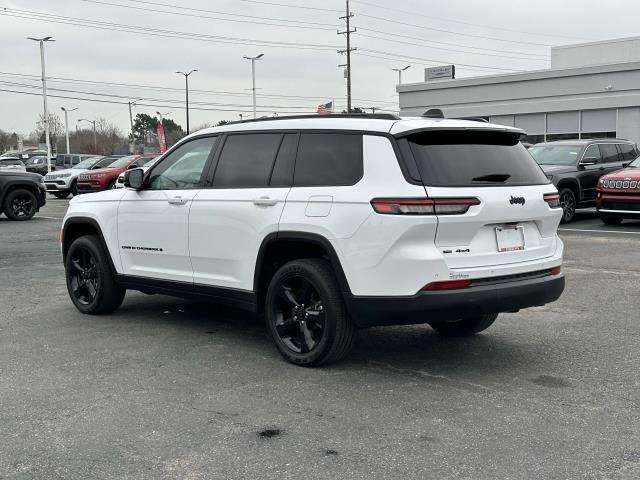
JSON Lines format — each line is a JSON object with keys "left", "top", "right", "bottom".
{"left": 529, "top": 139, "right": 638, "bottom": 223}
{"left": 61, "top": 114, "right": 565, "bottom": 366}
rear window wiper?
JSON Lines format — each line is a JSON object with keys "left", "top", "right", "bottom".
{"left": 472, "top": 173, "right": 511, "bottom": 183}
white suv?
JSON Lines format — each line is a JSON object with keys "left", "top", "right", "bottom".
{"left": 61, "top": 114, "right": 565, "bottom": 366}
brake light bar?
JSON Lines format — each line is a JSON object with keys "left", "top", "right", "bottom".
{"left": 543, "top": 193, "right": 561, "bottom": 209}
{"left": 370, "top": 197, "right": 480, "bottom": 215}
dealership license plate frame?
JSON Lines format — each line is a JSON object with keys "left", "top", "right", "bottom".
{"left": 495, "top": 225, "right": 525, "bottom": 252}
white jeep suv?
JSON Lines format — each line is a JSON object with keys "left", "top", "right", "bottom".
{"left": 61, "top": 114, "right": 565, "bottom": 366}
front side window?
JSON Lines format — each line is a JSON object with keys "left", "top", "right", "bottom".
{"left": 581, "top": 144, "right": 602, "bottom": 163}
{"left": 294, "top": 133, "right": 363, "bottom": 186}
{"left": 410, "top": 130, "right": 548, "bottom": 186}
{"left": 213, "top": 133, "right": 283, "bottom": 188}
{"left": 148, "top": 137, "right": 217, "bottom": 190}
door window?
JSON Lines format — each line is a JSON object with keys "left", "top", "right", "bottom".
{"left": 582, "top": 144, "right": 602, "bottom": 164}
{"left": 294, "top": 133, "right": 363, "bottom": 186}
{"left": 147, "top": 137, "right": 217, "bottom": 190}
{"left": 212, "top": 133, "right": 283, "bottom": 188}
{"left": 598, "top": 144, "right": 620, "bottom": 163}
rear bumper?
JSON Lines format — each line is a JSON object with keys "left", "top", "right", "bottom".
{"left": 344, "top": 272, "right": 565, "bottom": 328}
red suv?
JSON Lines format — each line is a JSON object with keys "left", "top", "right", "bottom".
{"left": 596, "top": 155, "right": 640, "bottom": 224}
{"left": 77, "top": 154, "right": 157, "bottom": 193}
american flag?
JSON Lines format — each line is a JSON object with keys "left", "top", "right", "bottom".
{"left": 317, "top": 101, "right": 333, "bottom": 114}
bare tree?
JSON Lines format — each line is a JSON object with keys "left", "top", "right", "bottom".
{"left": 36, "top": 113, "right": 64, "bottom": 152}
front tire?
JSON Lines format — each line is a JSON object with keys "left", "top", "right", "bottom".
{"left": 65, "top": 235, "right": 125, "bottom": 314}
{"left": 265, "top": 259, "right": 355, "bottom": 367}
{"left": 3, "top": 188, "right": 37, "bottom": 221}
{"left": 559, "top": 188, "right": 577, "bottom": 223}
{"left": 601, "top": 215, "right": 622, "bottom": 225}
{"left": 429, "top": 313, "right": 498, "bottom": 337}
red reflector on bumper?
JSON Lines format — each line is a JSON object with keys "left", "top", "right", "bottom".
{"left": 550, "top": 266, "right": 562, "bottom": 275}
{"left": 422, "top": 279, "right": 473, "bottom": 291}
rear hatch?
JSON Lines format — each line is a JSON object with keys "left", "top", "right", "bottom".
{"left": 404, "top": 129, "right": 561, "bottom": 269}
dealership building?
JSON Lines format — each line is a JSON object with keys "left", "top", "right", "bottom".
{"left": 397, "top": 37, "right": 640, "bottom": 145}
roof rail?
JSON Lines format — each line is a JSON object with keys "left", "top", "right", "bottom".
{"left": 458, "top": 117, "right": 489, "bottom": 123}
{"left": 228, "top": 113, "right": 401, "bottom": 125}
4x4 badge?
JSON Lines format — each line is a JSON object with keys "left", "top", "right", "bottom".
{"left": 510, "top": 196, "right": 526, "bottom": 205}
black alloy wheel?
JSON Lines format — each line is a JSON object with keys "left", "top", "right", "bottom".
{"left": 559, "top": 188, "right": 576, "bottom": 223}
{"left": 273, "top": 276, "right": 326, "bottom": 354}
{"left": 3, "top": 189, "right": 37, "bottom": 221}
{"left": 265, "top": 259, "right": 355, "bottom": 366}
{"left": 68, "top": 246, "right": 100, "bottom": 306}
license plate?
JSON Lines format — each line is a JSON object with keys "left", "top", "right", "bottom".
{"left": 495, "top": 226, "right": 525, "bottom": 252}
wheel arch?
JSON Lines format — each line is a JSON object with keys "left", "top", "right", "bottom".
{"left": 254, "top": 232, "right": 352, "bottom": 312}
{"left": 556, "top": 178, "right": 580, "bottom": 200}
{"left": 0, "top": 181, "right": 40, "bottom": 206}
{"left": 62, "top": 217, "right": 118, "bottom": 275}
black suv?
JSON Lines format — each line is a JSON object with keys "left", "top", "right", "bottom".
{"left": 0, "top": 171, "right": 47, "bottom": 220}
{"left": 529, "top": 139, "right": 639, "bottom": 223}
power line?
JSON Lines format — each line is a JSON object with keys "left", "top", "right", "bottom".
{"left": 82, "top": 0, "right": 336, "bottom": 31}
{"left": 0, "top": 8, "right": 340, "bottom": 51}
{"left": 236, "top": 0, "right": 341, "bottom": 13}
{"left": 358, "top": 48, "right": 521, "bottom": 72}
{"left": 0, "top": 72, "right": 399, "bottom": 105}
{"left": 351, "top": 0, "right": 586, "bottom": 42}
{"left": 357, "top": 27, "right": 549, "bottom": 58}
{"left": 357, "top": 32, "right": 549, "bottom": 62}
{"left": 354, "top": 12, "right": 557, "bottom": 47}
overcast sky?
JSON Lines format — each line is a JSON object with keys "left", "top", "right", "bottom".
{"left": 2, "top": 0, "right": 640, "bottom": 136}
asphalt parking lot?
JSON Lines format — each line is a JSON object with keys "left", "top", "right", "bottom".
{"left": 1, "top": 197, "right": 639, "bottom": 479}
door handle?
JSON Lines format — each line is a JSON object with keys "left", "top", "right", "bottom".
{"left": 253, "top": 196, "right": 278, "bottom": 206}
{"left": 167, "top": 196, "right": 188, "bottom": 205}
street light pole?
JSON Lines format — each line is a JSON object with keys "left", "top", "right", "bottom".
{"left": 79, "top": 118, "right": 97, "bottom": 152}
{"left": 243, "top": 54, "right": 263, "bottom": 119}
{"left": 392, "top": 65, "right": 411, "bottom": 85}
{"left": 61, "top": 107, "right": 77, "bottom": 154}
{"left": 28, "top": 36, "right": 54, "bottom": 173}
{"left": 176, "top": 70, "right": 197, "bottom": 134}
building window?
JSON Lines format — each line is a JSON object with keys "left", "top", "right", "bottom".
{"left": 546, "top": 133, "right": 580, "bottom": 142}
{"left": 521, "top": 134, "right": 545, "bottom": 145}
{"left": 580, "top": 131, "right": 617, "bottom": 140}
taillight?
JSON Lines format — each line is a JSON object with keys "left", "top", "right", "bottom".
{"left": 550, "top": 266, "right": 561, "bottom": 275}
{"left": 370, "top": 197, "right": 480, "bottom": 215}
{"left": 422, "top": 279, "right": 473, "bottom": 290}
{"left": 543, "top": 193, "right": 561, "bottom": 209}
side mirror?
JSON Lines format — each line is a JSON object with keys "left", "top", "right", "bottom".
{"left": 579, "top": 157, "right": 598, "bottom": 167}
{"left": 127, "top": 163, "right": 139, "bottom": 170}
{"left": 123, "top": 168, "right": 144, "bottom": 190}
{"left": 622, "top": 161, "right": 630, "bottom": 168}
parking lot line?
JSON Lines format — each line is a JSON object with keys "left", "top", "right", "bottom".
{"left": 38, "top": 216, "right": 64, "bottom": 220}
{"left": 559, "top": 227, "right": 640, "bottom": 235}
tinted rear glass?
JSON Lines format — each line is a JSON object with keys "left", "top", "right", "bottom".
{"left": 294, "top": 133, "right": 363, "bottom": 186}
{"left": 408, "top": 131, "right": 549, "bottom": 187}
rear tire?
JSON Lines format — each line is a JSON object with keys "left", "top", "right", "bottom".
{"left": 65, "top": 235, "right": 125, "bottom": 314}
{"left": 3, "top": 188, "right": 37, "bottom": 221}
{"left": 601, "top": 215, "right": 622, "bottom": 225}
{"left": 559, "top": 188, "right": 576, "bottom": 224}
{"left": 429, "top": 313, "right": 498, "bottom": 337}
{"left": 265, "top": 258, "right": 355, "bottom": 367}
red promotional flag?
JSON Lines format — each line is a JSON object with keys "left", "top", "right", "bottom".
{"left": 157, "top": 124, "right": 167, "bottom": 153}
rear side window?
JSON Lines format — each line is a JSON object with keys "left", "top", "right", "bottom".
{"left": 599, "top": 144, "right": 620, "bottom": 163}
{"left": 294, "top": 133, "right": 363, "bottom": 186}
{"left": 213, "top": 133, "right": 283, "bottom": 188}
{"left": 407, "top": 130, "right": 548, "bottom": 187}
{"left": 618, "top": 143, "right": 637, "bottom": 161}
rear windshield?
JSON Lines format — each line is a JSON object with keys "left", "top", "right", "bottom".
{"left": 406, "top": 130, "right": 549, "bottom": 187}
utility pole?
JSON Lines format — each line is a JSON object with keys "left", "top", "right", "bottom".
{"left": 243, "top": 54, "right": 264, "bottom": 119}
{"left": 393, "top": 65, "right": 411, "bottom": 85}
{"left": 28, "top": 36, "right": 54, "bottom": 173}
{"left": 61, "top": 107, "right": 77, "bottom": 154}
{"left": 338, "top": 0, "right": 356, "bottom": 113}
{"left": 128, "top": 100, "right": 134, "bottom": 134}
{"left": 369, "top": 106, "right": 377, "bottom": 114}
{"left": 79, "top": 118, "right": 97, "bottom": 152}
{"left": 176, "top": 69, "right": 198, "bottom": 134}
